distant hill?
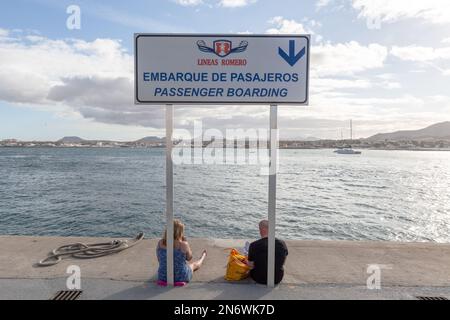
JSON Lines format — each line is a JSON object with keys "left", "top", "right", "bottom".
{"left": 367, "top": 121, "right": 450, "bottom": 141}
{"left": 57, "top": 136, "right": 86, "bottom": 143}
{"left": 282, "top": 136, "right": 322, "bottom": 141}
{"left": 135, "top": 136, "right": 164, "bottom": 143}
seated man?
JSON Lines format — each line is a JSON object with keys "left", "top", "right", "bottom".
{"left": 247, "top": 220, "right": 288, "bottom": 285}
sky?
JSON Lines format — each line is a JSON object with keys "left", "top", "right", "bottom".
{"left": 1, "top": 0, "right": 450, "bottom": 141}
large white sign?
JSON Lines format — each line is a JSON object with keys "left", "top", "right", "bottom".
{"left": 134, "top": 34, "right": 310, "bottom": 105}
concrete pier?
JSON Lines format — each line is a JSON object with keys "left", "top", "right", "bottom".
{"left": 1, "top": 235, "right": 450, "bottom": 299}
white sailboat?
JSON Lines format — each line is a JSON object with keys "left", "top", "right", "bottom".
{"left": 334, "top": 120, "right": 362, "bottom": 154}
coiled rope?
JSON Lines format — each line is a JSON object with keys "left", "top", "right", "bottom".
{"left": 37, "top": 232, "right": 145, "bottom": 267}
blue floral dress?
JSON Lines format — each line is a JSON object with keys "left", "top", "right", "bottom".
{"left": 157, "top": 244, "right": 193, "bottom": 282}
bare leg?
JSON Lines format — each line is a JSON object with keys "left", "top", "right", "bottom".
{"left": 189, "top": 250, "right": 207, "bottom": 272}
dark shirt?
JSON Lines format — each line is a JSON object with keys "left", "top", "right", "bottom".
{"left": 248, "top": 237, "right": 288, "bottom": 285}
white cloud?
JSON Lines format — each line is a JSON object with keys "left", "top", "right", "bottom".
{"left": 316, "top": 0, "right": 332, "bottom": 9}
{"left": 352, "top": 0, "right": 450, "bottom": 25}
{"left": 0, "top": 29, "right": 447, "bottom": 139}
{"left": 311, "top": 75, "right": 400, "bottom": 93}
{"left": 0, "top": 30, "right": 283, "bottom": 131}
{"left": 0, "top": 30, "right": 152, "bottom": 126}
{"left": 266, "top": 18, "right": 388, "bottom": 77}
{"left": 266, "top": 16, "right": 323, "bottom": 42}
{"left": 391, "top": 45, "right": 450, "bottom": 62}
{"left": 266, "top": 16, "right": 311, "bottom": 34}
{"left": 219, "top": 0, "right": 257, "bottom": 8}
{"left": 0, "top": 36, "right": 132, "bottom": 83}
{"left": 313, "top": 41, "right": 388, "bottom": 76}
{"left": 283, "top": 90, "right": 450, "bottom": 138}
{"left": 173, "top": 0, "right": 203, "bottom": 6}
{"left": 312, "top": 78, "right": 372, "bottom": 94}
{"left": 390, "top": 45, "right": 450, "bottom": 75}
{"left": 0, "top": 28, "right": 9, "bottom": 37}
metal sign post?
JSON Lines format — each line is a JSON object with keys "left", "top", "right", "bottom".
{"left": 267, "top": 104, "right": 278, "bottom": 287}
{"left": 134, "top": 33, "right": 310, "bottom": 288}
{"left": 166, "top": 104, "right": 174, "bottom": 286}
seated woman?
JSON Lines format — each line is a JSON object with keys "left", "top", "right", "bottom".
{"left": 156, "top": 219, "right": 207, "bottom": 283}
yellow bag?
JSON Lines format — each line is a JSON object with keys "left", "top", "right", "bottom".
{"left": 224, "top": 248, "right": 251, "bottom": 281}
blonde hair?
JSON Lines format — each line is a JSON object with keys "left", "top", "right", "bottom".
{"left": 162, "top": 219, "right": 185, "bottom": 246}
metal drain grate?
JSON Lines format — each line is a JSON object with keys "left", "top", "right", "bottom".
{"left": 416, "top": 296, "right": 448, "bottom": 301}
{"left": 50, "top": 290, "right": 83, "bottom": 300}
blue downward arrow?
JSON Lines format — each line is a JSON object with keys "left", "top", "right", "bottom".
{"left": 278, "top": 40, "right": 305, "bottom": 66}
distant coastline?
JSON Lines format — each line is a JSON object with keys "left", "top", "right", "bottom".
{"left": 2, "top": 121, "right": 450, "bottom": 151}
{"left": 1, "top": 139, "right": 450, "bottom": 151}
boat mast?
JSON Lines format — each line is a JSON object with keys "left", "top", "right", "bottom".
{"left": 350, "top": 119, "right": 353, "bottom": 142}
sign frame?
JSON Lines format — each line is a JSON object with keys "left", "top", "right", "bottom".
{"left": 134, "top": 33, "right": 310, "bottom": 105}
{"left": 134, "top": 33, "right": 311, "bottom": 287}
